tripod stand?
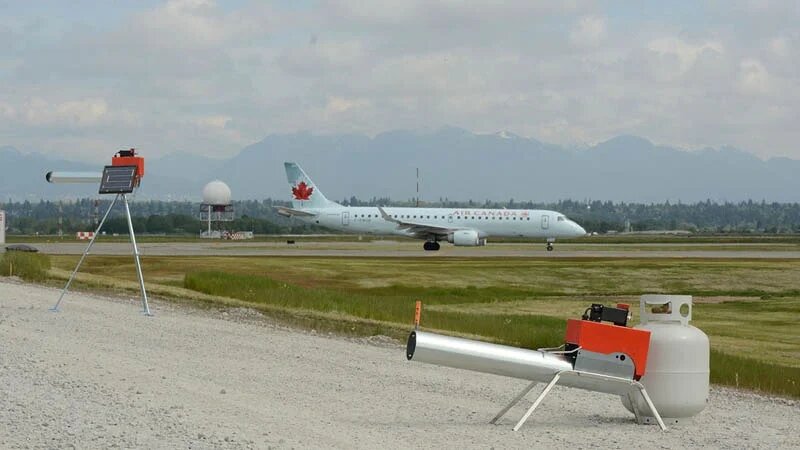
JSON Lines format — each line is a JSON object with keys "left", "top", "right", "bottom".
{"left": 50, "top": 193, "right": 151, "bottom": 316}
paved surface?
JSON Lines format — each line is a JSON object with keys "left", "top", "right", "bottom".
{"left": 1, "top": 279, "right": 797, "bottom": 449}
{"left": 14, "top": 241, "right": 800, "bottom": 259}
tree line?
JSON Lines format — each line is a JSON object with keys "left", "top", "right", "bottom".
{"left": 1, "top": 197, "right": 799, "bottom": 235}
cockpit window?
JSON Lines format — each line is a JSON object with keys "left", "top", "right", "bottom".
{"left": 557, "top": 216, "right": 566, "bottom": 221}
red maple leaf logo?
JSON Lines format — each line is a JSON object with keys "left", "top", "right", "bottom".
{"left": 292, "top": 181, "right": 314, "bottom": 200}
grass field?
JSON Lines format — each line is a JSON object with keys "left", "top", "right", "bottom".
{"left": 41, "top": 253, "right": 800, "bottom": 399}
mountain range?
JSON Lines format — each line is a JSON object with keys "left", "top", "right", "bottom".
{"left": 2, "top": 128, "right": 799, "bottom": 203}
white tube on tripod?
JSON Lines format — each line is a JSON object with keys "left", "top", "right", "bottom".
{"left": 45, "top": 171, "right": 102, "bottom": 184}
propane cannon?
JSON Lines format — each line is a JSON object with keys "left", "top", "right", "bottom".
{"left": 46, "top": 148, "right": 144, "bottom": 186}
{"left": 46, "top": 148, "right": 151, "bottom": 316}
{"left": 407, "top": 302, "right": 669, "bottom": 431}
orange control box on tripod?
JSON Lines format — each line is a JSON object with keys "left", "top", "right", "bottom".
{"left": 112, "top": 148, "right": 145, "bottom": 185}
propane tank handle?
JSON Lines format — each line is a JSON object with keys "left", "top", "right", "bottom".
{"left": 640, "top": 294, "right": 692, "bottom": 326}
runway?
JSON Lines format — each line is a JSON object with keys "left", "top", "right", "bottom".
{"left": 17, "top": 240, "right": 800, "bottom": 259}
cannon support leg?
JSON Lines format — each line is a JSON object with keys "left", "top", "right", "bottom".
{"left": 513, "top": 373, "right": 562, "bottom": 431}
{"left": 490, "top": 380, "right": 539, "bottom": 425}
{"left": 638, "top": 385, "right": 667, "bottom": 431}
{"left": 627, "top": 391, "right": 643, "bottom": 424}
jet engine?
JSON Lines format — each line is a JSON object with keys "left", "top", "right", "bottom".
{"left": 449, "top": 230, "right": 486, "bottom": 246}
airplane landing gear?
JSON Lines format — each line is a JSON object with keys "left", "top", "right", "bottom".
{"left": 424, "top": 241, "right": 441, "bottom": 251}
{"left": 546, "top": 243, "right": 554, "bottom": 252}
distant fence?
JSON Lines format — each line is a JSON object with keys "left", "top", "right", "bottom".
{"left": 226, "top": 231, "right": 254, "bottom": 240}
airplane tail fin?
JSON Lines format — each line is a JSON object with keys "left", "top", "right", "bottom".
{"left": 284, "top": 162, "right": 340, "bottom": 209}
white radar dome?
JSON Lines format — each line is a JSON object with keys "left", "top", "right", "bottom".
{"left": 202, "top": 180, "right": 232, "bottom": 205}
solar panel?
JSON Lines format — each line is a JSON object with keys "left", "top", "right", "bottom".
{"left": 99, "top": 165, "right": 137, "bottom": 194}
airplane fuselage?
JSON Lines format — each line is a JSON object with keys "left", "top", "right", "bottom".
{"left": 295, "top": 206, "right": 584, "bottom": 240}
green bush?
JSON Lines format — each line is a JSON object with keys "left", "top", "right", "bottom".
{"left": 0, "top": 251, "right": 52, "bottom": 281}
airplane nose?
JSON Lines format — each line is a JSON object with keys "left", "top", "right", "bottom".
{"left": 572, "top": 222, "right": 587, "bottom": 236}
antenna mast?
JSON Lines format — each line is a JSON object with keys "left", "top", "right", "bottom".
{"left": 416, "top": 167, "right": 420, "bottom": 207}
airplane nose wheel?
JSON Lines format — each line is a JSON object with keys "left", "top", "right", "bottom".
{"left": 546, "top": 243, "right": 554, "bottom": 252}
{"left": 424, "top": 241, "right": 441, "bottom": 251}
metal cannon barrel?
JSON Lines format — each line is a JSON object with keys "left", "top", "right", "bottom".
{"left": 407, "top": 331, "right": 572, "bottom": 382}
{"left": 46, "top": 171, "right": 103, "bottom": 184}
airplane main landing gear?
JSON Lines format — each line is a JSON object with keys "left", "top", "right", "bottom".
{"left": 546, "top": 243, "right": 554, "bottom": 252}
{"left": 423, "top": 241, "right": 441, "bottom": 251}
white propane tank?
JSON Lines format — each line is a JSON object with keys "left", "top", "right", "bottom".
{"left": 622, "top": 294, "right": 709, "bottom": 424}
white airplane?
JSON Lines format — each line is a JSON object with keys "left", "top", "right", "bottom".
{"left": 276, "top": 162, "right": 586, "bottom": 251}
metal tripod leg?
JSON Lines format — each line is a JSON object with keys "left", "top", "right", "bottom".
{"left": 627, "top": 391, "right": 643, "bottom": 424}
{"left": 122, "top": 194, "right": 151, "bottom": 316}
{"left": 490, "top": 380, "right": 539, "bottom": 424}
{"left": 513, "top": 372, "right": 562, "bottom": 431}
{"left": 638, "top": 386, "right": 667, "bottom": 431}
{"left": 51, "top": 194, "right": 119, "bottom": 312}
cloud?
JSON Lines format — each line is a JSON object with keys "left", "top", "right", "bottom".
{"left": 194, "top": 114, "right": 231, "bottom": 129}
{"left": 569, "top": 16, "right": 607, "bottom": 47}
{"left": 324, "top": 97, "right": 370, "bottom": 115}
{"left": 0, "top": 0, "right": 799, "bottom": 160}
{"left": 768, "top": 36, "right": 790, "bottom": 57}
{"left": 646, "top": 37, "right": 725, "bottom": 74}
{"left": 738, "top": 58, "right": 772, "bottom": 94}
{"left": 27, "top": 98, "right": 107, "bottom": 126}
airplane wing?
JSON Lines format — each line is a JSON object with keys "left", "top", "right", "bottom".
{"left": 275, "top": 206, "right": 318, "bottom": 218}
{"left": 377, "top": 206, "right": 462, "bottom": 239}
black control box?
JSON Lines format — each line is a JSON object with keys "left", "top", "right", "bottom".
{"left": 582, "top": 303, "right": 629, "bottom": 327}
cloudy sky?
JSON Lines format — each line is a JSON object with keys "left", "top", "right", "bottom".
{"left": 1, "top": 0, "right": 798, "bottom": 161}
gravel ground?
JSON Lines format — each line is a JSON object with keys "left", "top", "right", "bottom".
{"left": 1, "top": 279, "right": 797, "bottom": 449}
